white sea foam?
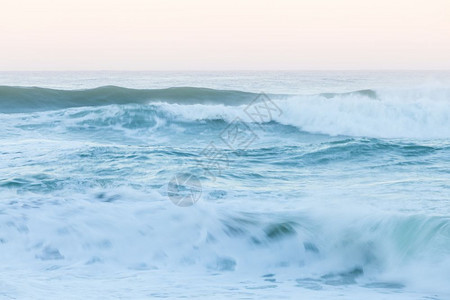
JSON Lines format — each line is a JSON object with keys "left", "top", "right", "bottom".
{"left": 156, "top": 87, "right": 450, "bottom": 139}
{"left": 1, "top": 72, "right": 449, "bottom": 299}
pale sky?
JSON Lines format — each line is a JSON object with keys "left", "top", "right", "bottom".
{"left": 1, "top": 0, "right": 449, "bottom": 70}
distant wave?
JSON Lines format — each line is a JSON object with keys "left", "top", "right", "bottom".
{"left": 149, "top": 87, "right": 450, "bottom": 138}
{"left": 320, "top": 89, "right": 378, "bottom": 99}
{"left": 1, "top": 85, "right": 450, "bottom": 138}
{"left": 0, "top": 85, "right": 384, "bottom": 113}
{"left": 0, "top": 85, "right": 259, "bottom": 113}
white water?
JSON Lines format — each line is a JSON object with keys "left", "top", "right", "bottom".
{"left": 1, "top": 71, "right": 450, "bottom": 299}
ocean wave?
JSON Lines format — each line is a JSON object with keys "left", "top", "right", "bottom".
{"left": 2, "top": 85, "right": 450, "bottom": 138}
{"left": 0, "top": 85, "right": 380, "bottom": 113}
{"left": 0, "top": 85, "right": 258, "bottom": 113}
{"left": 0, "top": 190, "right": 449, "bottom": 291}
{"left": 152, "top": 87, "right": 450, "bottom": 139}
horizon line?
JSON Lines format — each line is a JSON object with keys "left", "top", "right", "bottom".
{"left": 1, "top": 69, "right": 450, "bottom": 72}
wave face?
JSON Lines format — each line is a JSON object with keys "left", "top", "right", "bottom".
{"left": 1, "top": 85, "right": 449, "bottom": 138}
{"left": 1, "top": 75, "right": 450, "bottom": 299}
{"left": 278, "top": 88, "right": 450, "bottom": 138}
{"left": 0, "top": 85, "right": 257, "bottom": 112}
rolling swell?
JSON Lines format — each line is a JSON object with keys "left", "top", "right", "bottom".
{"left": 320, "top": 88, "right": 378, "bottom": 99}
{"left": 0, "top": 85, "right": 380, "bottom": 113}
{"left": 0, "top": 85, "right": 259, "bottom": 113}
{"left": 2, "top": 85, "right": 450, "bottom": 138}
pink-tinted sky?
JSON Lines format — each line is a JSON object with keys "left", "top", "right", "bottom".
{"left": 1, "top": 0, "right": 449, "bottom": 70}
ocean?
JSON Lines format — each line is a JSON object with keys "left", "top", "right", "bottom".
{"left": 0, "top": 71, "right": 449, "bottom": 299}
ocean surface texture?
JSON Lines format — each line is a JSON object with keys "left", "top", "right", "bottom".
{"left": 0, "top": 71, "right": 449, "bottom": 299}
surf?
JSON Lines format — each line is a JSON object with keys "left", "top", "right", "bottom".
{"left": 0, "top": 85, "right": 258, "bottom": 113}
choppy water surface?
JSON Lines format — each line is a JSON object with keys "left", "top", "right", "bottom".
{"left": 1, "top": 71, "right": 450, "bottom": 299}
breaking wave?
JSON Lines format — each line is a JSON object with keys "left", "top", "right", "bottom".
{"left": 1, "top": 85, "right": 450, "bottom": 138}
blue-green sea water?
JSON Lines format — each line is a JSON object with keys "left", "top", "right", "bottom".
{"left": 0, "top": 71, "right": 450, "bottom": 299}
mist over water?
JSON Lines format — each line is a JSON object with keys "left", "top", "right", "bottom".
{"left": 1, "top": 71, "right": 449, "bottom": 299}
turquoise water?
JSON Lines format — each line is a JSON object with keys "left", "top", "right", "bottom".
{"left": 0, "top": 71, "right": 450, "bottom": 299}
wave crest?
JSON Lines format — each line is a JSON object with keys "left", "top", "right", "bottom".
{"left": 0, "top": 85, "right": 258, "bottom": 113}
{"left": 2, "top": 85, "right": 450, "bottom": 138}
